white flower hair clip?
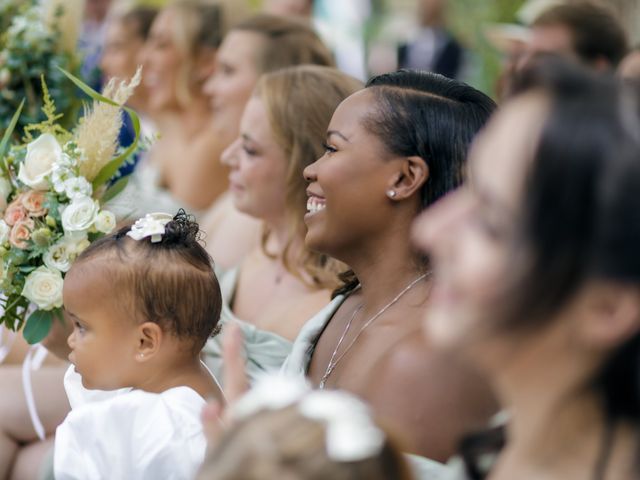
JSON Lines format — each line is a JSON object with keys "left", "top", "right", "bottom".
{"left": 126, "top": 212, "right": 174, "bottom": 243}
{"left": 230, "top": 374, "right": 386, "bottom": 462}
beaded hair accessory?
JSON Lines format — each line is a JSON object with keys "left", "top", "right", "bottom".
{"left": 230, "top": 375, "right": 386, "bottom": 462}
{"left": 126, "top": 212, "right": 173, "bottom": 243}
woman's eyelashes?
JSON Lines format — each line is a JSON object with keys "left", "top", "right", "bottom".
{"left": 322, "top": 141, "right": 337, "bottom": 154}
{"left": 241, "top": 143, "right": 258, "bottom": 156}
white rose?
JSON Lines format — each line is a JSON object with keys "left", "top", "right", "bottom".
{"left": 0, "top": 219, "right": 9, "bottom": 244}
{"left": 63, "top": 176, "right": 93, "bottom": 200}
{"left": 22, "top": 266, "right": 64, "bottom": 311}
{"left": 61, "top": 196, "right": 98, "bottom": 233}
{"left": 94, "top": 210, "right": 116, "bottom": 234}
{"left": 18, "top": 133, "right": 62, "bottom": 190}
{"left": 43, "top": 240, "right": 72, "bottom": 272}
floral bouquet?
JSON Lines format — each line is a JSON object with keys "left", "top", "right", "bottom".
{"left": 0, "top": 0, "right": 82, "bottom": 138}
{"left": 0, "top": 69, "right": 141, "bottom": 343}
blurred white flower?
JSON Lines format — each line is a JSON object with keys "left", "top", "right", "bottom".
{"left": 61, "top": 196, "right": 98, "bottom": 233}
{"left": 94, "top": 210, "right": 116, "bottom": 234}
{"left": 18, "top": 133, "right": 61, "bottom": 190}
{"left": 63, "top": 176, "right": 92, "bottom": 200}
{"left": 22, "top": 266, "right": 63, "bottom": 311}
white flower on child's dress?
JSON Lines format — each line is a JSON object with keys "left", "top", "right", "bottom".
{"left": 94, "top": 210, "right": 116, "bottom": 234}
{"left": 127, "top": 212, "right": 173, "bottom": 243}
{"left": 61, "top": 196, "right": 98, "bottom": 233}
{"left": 63, "top": 177, "right": 93, "bottom": 200}
{"left": 22, "top": 266, "right": 64, "bottom": 311}
{"left": 18, "top": 134, "right": 62, "bottom": 190}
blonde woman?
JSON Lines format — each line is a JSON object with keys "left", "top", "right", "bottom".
{"left": 200, "top": 14, "right": 335, "bottom": 269}
{"left": 114, "top": 0, "right": 223, "bottom": 219}
{"left": 203, "top": 66, "right": 362, "bottom": 383}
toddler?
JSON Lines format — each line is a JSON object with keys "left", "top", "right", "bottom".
{"left": 54, "top": 210, "right": 224, "bottom": 479}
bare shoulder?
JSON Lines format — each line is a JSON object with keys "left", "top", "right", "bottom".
{"left": 365, "top": 331, "right": 498, "bottom": 460}
{"left": 272, "top": 288, "right": 333, "bottom": 340}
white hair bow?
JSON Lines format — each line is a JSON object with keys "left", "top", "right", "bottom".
{"left": 126, "top": 212, "right": 173, "bottom": 243}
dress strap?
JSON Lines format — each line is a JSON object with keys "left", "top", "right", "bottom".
{"left": 0, "top": 326, "right": 17, "bottom": 364}
{"left": 22, "top": 344, "right": 49, "bottom": 440}
{"left": 200, "top": 360, "right": 228, "bottom": 403}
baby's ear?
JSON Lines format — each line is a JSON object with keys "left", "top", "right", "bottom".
{"left": 135, "top": 322, "right": 163, "bottom": 362}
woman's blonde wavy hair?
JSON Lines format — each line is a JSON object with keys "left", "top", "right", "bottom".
{"left": 254, "top": 65, "right": 362, "bottom": 290}
{"left": 164, "top": 0, "right": 224, "bottom": 108}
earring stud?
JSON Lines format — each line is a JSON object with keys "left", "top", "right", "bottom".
{"left": 387, "top": 190, "right": 397, "bottom": 198}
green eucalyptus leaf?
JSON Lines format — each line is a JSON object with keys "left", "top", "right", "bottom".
{"left": 23, "top": 309, "right": 53, "bottom": 344}
{"left": 0, "top": 98, "right": 24, "bottom": 160}
{"left": 102, "top": 175, "right": 130, "bottom": 203}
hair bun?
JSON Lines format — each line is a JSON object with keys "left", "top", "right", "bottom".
{"left": 161, "top": 209, "right": 201, "bottom": 246}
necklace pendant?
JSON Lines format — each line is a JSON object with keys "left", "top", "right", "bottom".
{"left": 319, "top": 378, "right": 326, "bottom": 389}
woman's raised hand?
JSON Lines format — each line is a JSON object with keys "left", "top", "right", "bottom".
{"left": 201, "top": 322, "right": 249, "bottom": 448}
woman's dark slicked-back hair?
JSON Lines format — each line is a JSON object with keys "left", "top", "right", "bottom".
{"left": 364, "top": 70, "right": 497, "bottom": 209}
{"left": 334, "top": 70, "right": 496, "bottom": 298}
{"left": 506, "top": 59, "right": 640, "bottom": 429}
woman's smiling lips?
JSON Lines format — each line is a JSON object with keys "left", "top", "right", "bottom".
{"left": 305, "top": 189, "right": 326, "bottom": 218}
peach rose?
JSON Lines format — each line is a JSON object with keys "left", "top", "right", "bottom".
{"left": 9, "top": 218, "right": 35, "bottom": 249}
{"left": 21, "top": 190, "right": 47, "bottom": 217}
{"left": 4, "top": 197, "right": 27, "bottom": 226}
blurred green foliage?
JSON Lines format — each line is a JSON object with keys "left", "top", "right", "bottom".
{"left": 448, "top": 0, "right": 526, "bottom": 96}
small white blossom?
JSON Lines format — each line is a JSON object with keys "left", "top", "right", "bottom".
{"left": 63, "top": 177, "right": 92, "bottom": 200}
{"left": 94, "top": 210, "right": 116, "bottom": 234}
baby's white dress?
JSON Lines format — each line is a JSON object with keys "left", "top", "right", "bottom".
{"left": 54, "top": 366, "right": 207, "bottom": 480}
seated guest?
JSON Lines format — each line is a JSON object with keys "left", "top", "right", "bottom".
{"left": 115, "top": 0, "right": 223, "bottom": 219}
{"left": 282, "top": 70, "right": 498, "bottom": 466}
{"left": 203, "top": 65, "right": 361, "bottom": 384}
{"left": 415, "top": 61, "right": 640, "bottom": 479}
{"left": 199, "top": 376, "right": 418, "bottom": 480}
{"left": 200, "top": 14, "right": 335, "bottom": 269}
{"left": 55, "top": 211, "right": 224, "bottom": 479}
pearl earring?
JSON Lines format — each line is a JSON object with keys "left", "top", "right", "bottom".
{"left": 387, "top": 190, "right": 397, "bottom": 198}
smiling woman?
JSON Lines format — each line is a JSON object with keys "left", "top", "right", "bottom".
{"left": 283, "top": 70, "right": 498, "bottom": 468}
{"left": 414, "top": 60, "right": 640, "bottom": 479}
{"left": 202, "top": 65, "right": 362, "bottom": 385}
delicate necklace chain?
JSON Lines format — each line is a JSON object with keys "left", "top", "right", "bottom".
{"left": 319, "top": 271, "right": 431, "bottom": 389}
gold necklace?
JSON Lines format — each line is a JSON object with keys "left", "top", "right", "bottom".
{"left": 319, "top": 272, "right": 430, "bottom": 389}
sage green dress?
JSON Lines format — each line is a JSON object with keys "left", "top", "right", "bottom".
{"left": 203, "top": 267, "right": 293, "bottom": 386}
{"left": 281, "top": 292, "right": 452, "bottom": 480}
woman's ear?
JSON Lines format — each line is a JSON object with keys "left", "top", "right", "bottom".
{"left": 135, "top": 322, "right": 163, "bottom": 362}
{"left": 578, "top": 283, "right": 640, "bottom": 351}
{"left": 386, "top": 156, "right": 429, "bottom": 201}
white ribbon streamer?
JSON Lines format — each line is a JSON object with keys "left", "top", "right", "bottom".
{"left": 0, "top": 326, "right": 17, "bottom": 364}
{"left": 22, "top": 344, "right": 49, "bottom": 440}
